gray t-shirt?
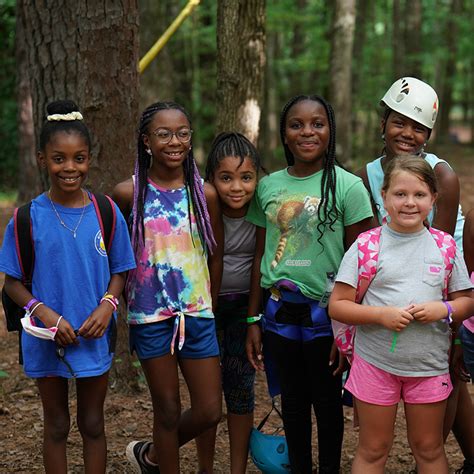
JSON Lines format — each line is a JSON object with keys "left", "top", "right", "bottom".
{"left": 336, "top": 225, "right": 472, "bottom": 376}
{"left": 220, "top": 215, "right": 256, "bottom": 295}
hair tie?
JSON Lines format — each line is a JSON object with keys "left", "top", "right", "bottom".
{"left": 47, "top": 112, "right": 83, "bottom": 122}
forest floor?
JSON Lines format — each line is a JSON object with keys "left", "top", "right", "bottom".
{"left": 0, "top": 143, "right": 473, "bottom": 473}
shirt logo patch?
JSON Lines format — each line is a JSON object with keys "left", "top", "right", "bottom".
{"left": 429, "top": 266, "right": 442, "bottom": 274}
{"left": 95, "top": 230, "right": 107, "bottom": 257}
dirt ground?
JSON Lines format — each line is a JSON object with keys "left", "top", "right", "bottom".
{"left": 1, "top": 144, "right": 473, "bottom": 473}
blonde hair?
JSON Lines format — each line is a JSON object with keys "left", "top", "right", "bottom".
{"left": 382, "top": 155, "right": 438, "bottom": 195}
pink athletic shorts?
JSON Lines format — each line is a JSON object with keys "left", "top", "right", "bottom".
{"left": 345, "top": 352, "right": 452, "bottom": 406}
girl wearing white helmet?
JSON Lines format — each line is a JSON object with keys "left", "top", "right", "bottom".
{"left": 356, "top": 76, "right": 464, "bottom": 248}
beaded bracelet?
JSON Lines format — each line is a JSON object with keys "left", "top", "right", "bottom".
{"left": 102, "top": 292, "right": 119, "bottom": 307}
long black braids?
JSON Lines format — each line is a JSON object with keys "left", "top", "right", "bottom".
{"left": 130, "top": 101, "right": 215, "bottom": 262}
{"left": 279, "top": 94, "right": 339, "bottom": 241}
{"left": 205, "top": 131, "right": 264, "bottom": 181}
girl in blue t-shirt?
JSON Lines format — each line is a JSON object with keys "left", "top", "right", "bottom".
{"left": 246, "top": 95, "right": 374, "bottom": 473}
{"left": 0, "top": 100, "right": 136, "bottom": 473}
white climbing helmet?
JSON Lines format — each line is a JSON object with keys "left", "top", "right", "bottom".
{"left": 380, "top": 77, "right": 439, "bottom": 129}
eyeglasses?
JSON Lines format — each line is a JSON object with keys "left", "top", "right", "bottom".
{"left": 151, "top": 128, "right": 193, "bottom": 144}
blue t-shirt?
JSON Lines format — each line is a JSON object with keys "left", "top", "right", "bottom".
{"left": 0, "top": 193, "right": 136, "bottom": 378}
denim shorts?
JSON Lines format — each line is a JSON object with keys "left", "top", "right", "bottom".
{"left": 129, "top": 316, "right": 219, "bottom": 360}
{"left": 459, "top": 324, "right": 474, "bottom": 381}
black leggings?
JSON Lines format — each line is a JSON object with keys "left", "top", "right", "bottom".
{"left": 264, "top": 330, "right": 343, "bottom": 474}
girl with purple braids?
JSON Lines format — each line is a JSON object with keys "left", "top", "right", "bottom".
{"left": 113, "top": 102, "right": 224, "bottom": 473}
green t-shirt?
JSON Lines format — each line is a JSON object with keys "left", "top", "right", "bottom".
{"left": 246, "top": 167, "right": 373, "bottom": 300}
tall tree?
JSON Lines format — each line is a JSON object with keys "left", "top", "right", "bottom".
{"left": 216, "top": 0, "right": 266, "bottom": 144}
{"left": 20, "top": 0, "right": 140, "bottom": 391}
{"left": 20, "top": 0, "right": 139, "bottom": 194}
{"left": 329, "top": 0, "right": 356, "bottom": 165}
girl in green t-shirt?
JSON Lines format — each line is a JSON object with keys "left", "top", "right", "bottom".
{"left": 246, "top": 94, "right": 374, "bottom": 473}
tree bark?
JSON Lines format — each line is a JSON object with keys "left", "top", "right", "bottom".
{"left": 329, "top": 0, "right": 356, "bottom": 165}
{"left": 21, "top": 0, "right": 140, "bottom": 392}
{"left": 438, "top": 0, "right": 462, "bottom": 142}
{"left": 16, "top": 0, "right": 39, "bottom": 203}
{"left": 404, "top": 0, "right": 422, "bottom": 77}
{"left": 20, "top": 0, "right": 140, "bottom": 194}
{"left": 392, "top": 0, "right": 404, "bottom": 78}
{"left": 216, "top": 0, "right": 266, "bottom": 145}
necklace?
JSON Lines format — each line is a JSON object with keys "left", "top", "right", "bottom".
{"left": 48, "top": 189, "right": 86, "bottom": 238}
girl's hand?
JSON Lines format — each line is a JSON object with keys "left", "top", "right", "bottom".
{"left": 78, "top": 303, "right": 113, "bottom": 339}
{"left": 55, "top": 317, "right": 78, "bottom": 347}
{"left": 409, "top": 301, "right": 447, "bottom": 323}
{"left": 380, "top": 306, "right": 414, "bottom": 331}
{"left": 329, "top": 341, "right": 347, "bottom": 376}
{"left": 246, "top": 324, "right": 264, "bottom": 371}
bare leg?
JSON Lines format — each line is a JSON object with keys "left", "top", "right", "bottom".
{"left": 351, "top": 398, "right": 397, "bottom": 474}
{"left": 195, "top": 426, "right": 218, "bottom": 473}
{"left": 140, "top": 353, "right": 181, "bottom": 474}
{"left": 76, "top": 373, "right": 109, "bottom": 474}
{"left": 443, "top": 376, "right": 460, "bottom": 440}
{"left": 179, "top": 356, "right": 222, "bottom": 473}
{"left": 227, "top": 412, "right": 253, "bottom": 474}
{"left": 405, "top": 401, "right": 448, "bottom": 474}
{"left": 452, "top": 383, "right": 474, "bottom": 462}
{"left": 37, "top": 377, "right": 70, "bottom": 474}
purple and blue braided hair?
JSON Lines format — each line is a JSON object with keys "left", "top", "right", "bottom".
{"left": 130, "top": 102, "right": 216, "bottom": 263}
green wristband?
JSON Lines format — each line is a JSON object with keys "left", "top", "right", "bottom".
{"left": 247, "top": 314, "right": 262, "bottom": 324}
{"left": 454, "top": 338, "right": 462, "bottom": 345}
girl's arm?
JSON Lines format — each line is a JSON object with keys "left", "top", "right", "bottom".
{"left": 344, "top": 217, "right": 375, "bottom": 250}
{"left": 463, "top": 209, "right": 474, "bottom": 273}
{"left": 204, "top": 182, "right": 224, "bottom": 312}
{"left": 111, "top": 178, "right": 134, "bottom": 219}
{"left": 4, "top": 275, "right": 77, "bottom": 346}
{"left": 246, "top": 226, "right": 266, "bottom": 371}
{"left": 432, "top": 162, "right": 460, "bottom": 235}
{"left": 78, "top": 272, "right": 127, "bottom": 338}
{"left": 329, "top": 281, "right": 414, "bottom": 331}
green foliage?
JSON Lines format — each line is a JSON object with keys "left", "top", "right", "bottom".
{"left": 0, "top": 0, "right": 16, "bottom": 190}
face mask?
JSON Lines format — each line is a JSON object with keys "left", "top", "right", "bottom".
{"left": 21, "top": 315, "right": 61, "bottom": 341}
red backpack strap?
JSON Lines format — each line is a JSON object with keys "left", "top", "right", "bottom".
{"left": 356, "top": 226, "right": 382, "bottom": 303}
{"left": 89, "top": 193, "right": 116, "bottom": 254}
{"left": 428, "top": 227, "right": 456, "bottom": 300}
{"left": 13, "top": 203, "right": 34, "bottom": 285}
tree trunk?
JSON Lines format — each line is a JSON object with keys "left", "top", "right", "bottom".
{"left": 16, "top": 0, "right": 39, "bottom": 203}
{"left": 392, "top": 0, "right": 404, "bottom": 78}
{"left": 438, "top": 0, "right": 462, "bottom": 142}
{"left": 329, "top": 0, "right": 356, "bottom": 165}
{"left": 404, "top": 0, "right": 422, "bottom": 77}
{"left": 216, "top": 0, "right": 266, "bottom": 145}
{"left": 21, "top": 0, "right": 140, "bottom": 392}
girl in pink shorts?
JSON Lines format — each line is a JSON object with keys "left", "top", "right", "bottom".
{"left": 329, "top": 156, "right": 474, "bottom": 474}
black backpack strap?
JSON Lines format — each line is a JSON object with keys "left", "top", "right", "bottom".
{"left": 14, "top": 202, "right": 34, "bottom": 284}
{"left": 89, "top": 193, "right": 116, "bottom": 253}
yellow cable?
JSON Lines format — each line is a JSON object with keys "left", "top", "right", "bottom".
{"left": 139, "top": 0, "right": 201, "bottom": 74}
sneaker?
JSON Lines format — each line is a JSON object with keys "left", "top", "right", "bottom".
{"left": 456, "top": 460, "right": 474, "bottom": 474}
{"left": 126, "top": 440, "right": 160, "bottom": 474}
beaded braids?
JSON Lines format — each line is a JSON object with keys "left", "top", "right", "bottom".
{"left": 205, "top": 131, "right": 263, "bottom": 181}
{"left": 131, "top": 101, "right": 216, "bottom": 259}
{"left": 279, "top": 95, "right": 339, "bottom": 238}
{"left": 39, "top": 100, "right": 91, "bottom": 151}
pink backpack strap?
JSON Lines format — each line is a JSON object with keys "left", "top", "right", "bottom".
{"left": 428, "top": 227, "right": 456, "bottom": 300}
{"left": 356, "top": 226, "right": 382, "bottom": 303}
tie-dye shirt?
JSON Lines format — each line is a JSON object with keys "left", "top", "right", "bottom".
{"left": 128, "top": 179, "right": 213, "bottom": 324}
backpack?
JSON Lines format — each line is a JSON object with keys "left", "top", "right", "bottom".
{"left": 1, "top": 192, "right": 117, "bottom": 332}
{"left": 332, "top": 226, "right": 456, "bottom": 361}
